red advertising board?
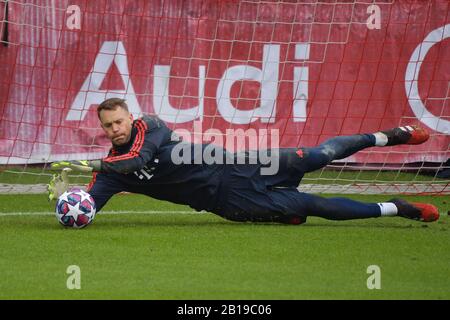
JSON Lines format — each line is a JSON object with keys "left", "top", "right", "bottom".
{"left": 0, "top": 0, "right": 448, "bottom": 164}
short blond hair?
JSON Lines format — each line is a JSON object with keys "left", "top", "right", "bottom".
{"left": 97, "top": 98, "right": 129, "bottom": 118}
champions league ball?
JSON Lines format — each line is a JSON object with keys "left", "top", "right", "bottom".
{"left": 55, "top": 188, "right": 96, "bottom": 228}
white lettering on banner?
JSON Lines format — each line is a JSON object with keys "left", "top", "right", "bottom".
{"left": 216, "top": 44, "right": 280, "bottom": 124}
{"left": 67, "top": 42, "right": 311, "bottom": 124}
{"left": 153, "top": 65, "right": 205, "bottom": 123}
{"left": 405, "top": 24, "right": 450, "bottom": 134}
{"left": 67, "top": 41, "right": 142, "bottom": 121}
{"left": 293, "top": 43, "right": 310, "bottom": 122}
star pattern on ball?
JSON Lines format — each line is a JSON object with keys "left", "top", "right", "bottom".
{"left": 56, "top": 189, "right": 96, "bottom": 228}
{"left": 79, "top": 191, "right": 95, "bottom": 219}
{"left": 65, "top": 202, "right": 82, "bottom": 221}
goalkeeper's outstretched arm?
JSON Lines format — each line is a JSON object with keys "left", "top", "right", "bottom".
{"left": 47, "top": 160, "right": 101, "bottom": 201}
{"left": 49, "top": 117, "right": 172, "bottom": 175}
{"left": 50, "top": 160, "right": 102, "bottom": 173}
{"left": 47, "top": 162, "right": 122, "bottom": 212}
{"left": 47, "top": 168, "right": 72, "bottom": 201}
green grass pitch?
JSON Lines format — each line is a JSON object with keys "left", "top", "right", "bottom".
{"left": 0, "top": 192, "right": 448, "bottom": 299}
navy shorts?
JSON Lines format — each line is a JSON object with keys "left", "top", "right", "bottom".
{"left": 215, "top": 148, "right": 309, "bottom": 224}
{"left": 214, "top": 134, "right": 377, "bottom": 223}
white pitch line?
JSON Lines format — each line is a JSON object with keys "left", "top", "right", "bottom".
{"left": 0, "top": 210, "right": 205, "bottom": 217}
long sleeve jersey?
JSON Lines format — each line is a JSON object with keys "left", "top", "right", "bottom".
{"left": 87, "top": 115, "right": 226, "bottom": 213}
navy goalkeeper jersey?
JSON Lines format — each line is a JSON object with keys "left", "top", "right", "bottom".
{"left": 87, "top": 115, "right": 226, "bottom": 213}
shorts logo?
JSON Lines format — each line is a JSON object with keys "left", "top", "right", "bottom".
{"left": 296, "top": 149, "right": 304, "bottom": 158}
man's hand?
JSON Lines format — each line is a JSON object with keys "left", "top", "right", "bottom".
{"left": 47, "top": 168, "right": 71, "bottom": 201}
{"left": 50, "top": 160, "right": 101, "bottom": 172}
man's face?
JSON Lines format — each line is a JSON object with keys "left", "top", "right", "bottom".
{"left": 99, "top": 106, "right": 134, "bottom": 146}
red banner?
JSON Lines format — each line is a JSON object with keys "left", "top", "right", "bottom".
{"left": 0, "top": 0, "right": 448, "bottom": 164}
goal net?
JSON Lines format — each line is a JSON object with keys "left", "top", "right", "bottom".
{"left": 0, "top": 0, "right": 449, "bottom": 195}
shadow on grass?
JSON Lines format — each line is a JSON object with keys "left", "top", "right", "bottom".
{"left": 5, "top": 213, "right": 444, "bottom": 231}
{"left": 87, "top": 217, "right": 436, "bottom": 230}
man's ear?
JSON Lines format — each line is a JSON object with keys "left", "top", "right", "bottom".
{"left": 98, "top": 112, "right": 106, "bottom": 129}
{"left": 99, "top": 118, "right": 106, "bottom": 130}
{"left": 129, "top": 113, "right": 134, "bottom": 122}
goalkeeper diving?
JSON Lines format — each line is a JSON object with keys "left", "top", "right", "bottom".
{"left": 48, "top": 98, "right": 439, "bottom": 225}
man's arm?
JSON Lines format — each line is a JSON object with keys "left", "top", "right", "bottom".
{"left": 100, "top": 116, "right": 172, "bottom": 174}
{"left": 47, "top": 168, "right": 122, "bottom": 213}
{"left": 86, "top": 172, "right": 122, "bottom": 212}
{"left": 47, "top": 168, "right": 72, "bottom": 201}
{"left": 48, "top": 161, "right": 100, "bottom": 201}
{"left": 50, "top": 116, "right": 172, "bottom": 175}
{"left": 50, "top": 160, "right": 101, "bottom": 172}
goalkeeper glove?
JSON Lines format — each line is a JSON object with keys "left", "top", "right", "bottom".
{"left": 50, "top": 160, "right": 101, "bottom": 172}
{"left": 47, "top": 168, "right": 71, "bottom": 201}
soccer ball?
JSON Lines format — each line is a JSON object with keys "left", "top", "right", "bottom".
{"left": 55, "top": 188, "right": 96, "bottom": 228}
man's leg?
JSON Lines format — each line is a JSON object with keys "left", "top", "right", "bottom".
{"left": 258, "top": 134, "right": 378, "bottom": 189}
{"left": 268, "top": 189, "right": 439, "bottom": 224}
{"left": 298, "top": 125, "right": 429, "bottom": 173}
{"left": 218, "top": 125, "right": 436, "bottom": 224}
{"left": 299, "top": 134, "right": 375, "bottom": 173}
{"left": 258, "top": 126, "right": 428, "bottom": 188}
{"left": 217, "top": 188, "right": 439, "bottom": 225}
